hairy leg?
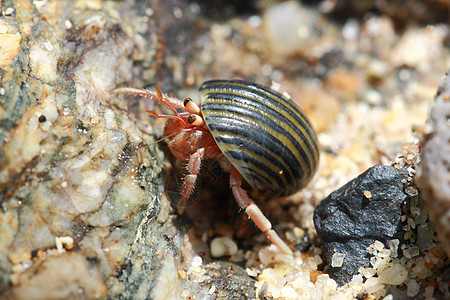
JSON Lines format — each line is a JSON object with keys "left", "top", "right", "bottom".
{"left": 178, "top": 148, "right": 205, "bottom": 214}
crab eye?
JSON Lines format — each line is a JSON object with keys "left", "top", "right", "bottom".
{"left": 184, "top": 98, "right": 201, "bottom": 114}
{"left": 187, "top": 114, "right": 205, "bottom": 126}
{"left": 183, "top": 97, "right": 193, "bottom": 106}
{"left": 187, "top": 114, "right": 196, "bottom": 124}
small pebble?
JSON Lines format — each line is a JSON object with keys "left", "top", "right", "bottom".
{"left": 191, "top": 256, "right": 202, "bottom": 267}
{"left": 377, "top": 263, "right": 408, "bottom": 285}
{"left": 64, "top": 20, "right": 72, "bottom": 30}
{"left": 364, "top": 190, "right": 372, "bottom": 198}
{"left": 210, "top": 236, "right": 238, "bottom": 258}
{"left": 4, "top": 7, "right": 14, "bottom": 15}
{"left": 406, "top": 279, "right": 420, "bottom": 297}
{"left": 424, "top": 286, "right": 434, "bottom": 299}
{"left": 363, "top": 89, "right": 383, "bottom": 106}
{"left": 331, "top": 252, "right": 346, "bottom": 267}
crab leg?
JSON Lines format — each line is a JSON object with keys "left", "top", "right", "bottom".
{"left": 178, "top": 148, "right": 205, "bottom": 214}
{"left": 230, "top": 166, "right": 293, "bottom": 254}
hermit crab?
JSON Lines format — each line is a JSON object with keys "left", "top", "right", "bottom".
{"left": 114, "top": 80, "right": 319, "bottom": 254}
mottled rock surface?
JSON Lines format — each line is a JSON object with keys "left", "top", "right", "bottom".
{"left": 417, "top": 69, "right": 450, "bottom": 257}
{"left": 183, "top": 261, "right": 256, "bottom": 299}
{"left": 0, "top": 0, "right": 200, "bottom": 299}
{"left": 314, "top": 165, "right": 409, "bottom": 285}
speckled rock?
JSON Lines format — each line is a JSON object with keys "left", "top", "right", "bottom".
{"left": 7, "top": 252, "right": 107, "bottom": 299}
{"left": 313, "top": 165, "right": 409, "bottom": 286}
{"left": 0, "top": 1, "right": 197, "bottom": 298}
{"left": 184, "top": 261, "right": 256, "bottom": 299}
{"left": 416, "top": 68, "right": 450, "bottom": 257}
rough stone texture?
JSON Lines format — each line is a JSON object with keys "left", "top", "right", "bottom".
{"left": 7, "top": 252, "right": 107, "bottom": 299}
{"left": 0, "top": 1, "right": 199, "bottom": 298}
{"left": 313, "top": 165, "right": 409, "bottom": 286}
{"left": 184, "top": 261, "right": 256, "bottom": 299}
{"left": 416, "top": 68, "right": 450, "bottom": 257}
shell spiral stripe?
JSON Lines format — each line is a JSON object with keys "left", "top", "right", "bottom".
{"left": 200, "top": 80, "right": 319, "bottom": 196}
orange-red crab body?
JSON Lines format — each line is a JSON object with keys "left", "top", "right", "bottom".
{"left": 114, "top": 80, "right": 319, "bottom": 254}
{"left": 163, "top": 118, "right": 220, "bottom": 162}
{"left": 163, "top": 118, "right": 223, "bottom": 205}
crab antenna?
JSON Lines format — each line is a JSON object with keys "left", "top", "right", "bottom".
{"left": 114, "top": 86, "right": 189, "bottom": 126}
{"left": 153, "top": 87, "right": 181, "bottom": 116}
{"left": 114, "top": 87, "right": 186, "bottom": 110}
{"left": 113, "top": 87, "right": 159, "bottom": 100}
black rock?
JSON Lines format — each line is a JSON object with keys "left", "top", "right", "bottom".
{"left": 313, "top": 165, "right": 409, "bottom": 286}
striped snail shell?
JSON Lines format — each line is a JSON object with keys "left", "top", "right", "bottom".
{"left": 199, "top": 80, "right": 319, "bottom": 196}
